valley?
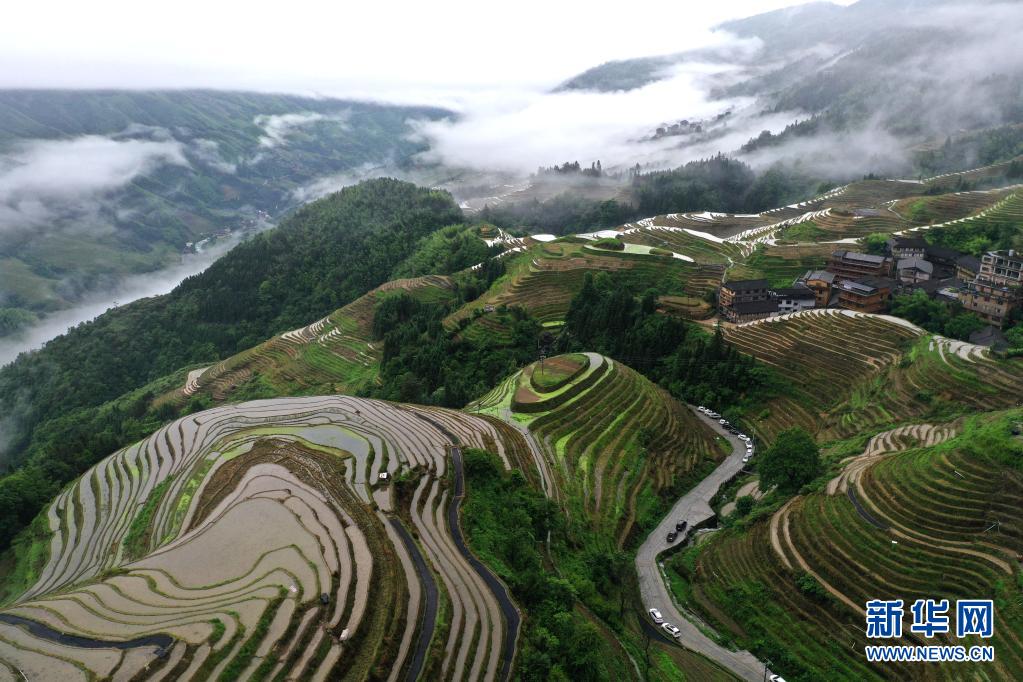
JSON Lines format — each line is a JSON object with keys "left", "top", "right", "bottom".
{"left": 2, "top": 149, "right": 1022, "bottom": 680}
{"left": 3, "top": 1, "right": 1023, "bottom": 679}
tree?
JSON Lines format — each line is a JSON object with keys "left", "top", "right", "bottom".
{"left": 1006, "top": 324, "right": 1023, "bottom": 351}
{"left": 758, "top": 427, "right": 820, "bottom": 494}
{"left": 860, "top": 232, "right": 890, "bottom": 255}
{"left": 734, "top": 495, "right": 755, "bottom": 517}
{"left": 944, "top": 313, "right": 985, "bottom": 341}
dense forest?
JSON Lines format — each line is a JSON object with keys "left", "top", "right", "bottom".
{"left": 0, "top": 179, "right": 463, "bottom": 472}
{"left": 479, "top": 156, "right": 820, "bottom": 234}
{"left": 556, "top": 272, "right": 784, "bottom": 411}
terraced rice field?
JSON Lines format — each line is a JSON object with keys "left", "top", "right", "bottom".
{"left": 687, "top": 412, "right": 1023, "bottom": 681}
{"left": 162, "top": 276, "right": 454, "bottom": 406}
{"left": 891, "top": 187, "right": 1017, "bottom": 225}
{"left": 447, "top": 241, "right": 696, "bottom": 328}
{"left": 472, "top": 353, "right": 726, "bottom": 546}
{"left": 724, "top": 309, "right": 1023, "bottom": 442}
{"left": 896, "top": 189, "right": 1023, "bottom": 237}
{"left": 0, "top": 395, "right": 527, "bottom": 681}
{"left": 740, "top": 243, "right": 833, "bottom": 287}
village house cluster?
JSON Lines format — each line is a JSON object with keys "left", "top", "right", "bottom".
{"left": 718, "top": 238, "right": 1022, "bottom": 336}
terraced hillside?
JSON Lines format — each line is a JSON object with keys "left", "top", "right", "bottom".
{"left": 470, "top": 353, "right": 727, "bottom": 545}
{"left": 897, "top": 188, "right": 1023, "bottom": 238}
{"left": 448, "top": 238, "right": 701, "bottom": 334}
{"left": 163, "top": 276, "right": 455, "bottom": 406}
{"left": 0, "top": 396, "right": 528, "bottom": 681}
{"left": 680, "top": 411, "right": 1023, "bottom": 681}
{"left": 723, "top": 309, "right": 1023, "bottom": 443}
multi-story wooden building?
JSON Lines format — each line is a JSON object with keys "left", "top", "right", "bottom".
{"left": 836, "top": 277, "right": 895, "bottom": 314}
{"left": 828, "top": 250, "right": 893, "bottom": 282}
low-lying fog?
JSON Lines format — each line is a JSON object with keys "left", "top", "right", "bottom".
{"left": 0, "top": 236, "right": 248, "bottom": 367}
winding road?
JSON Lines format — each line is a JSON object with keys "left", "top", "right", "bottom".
{"left": 388, "top": 518, "right": 438, "bottom": 682}
{"left": 634, "top": 407, "right": 774, "bottom": 682}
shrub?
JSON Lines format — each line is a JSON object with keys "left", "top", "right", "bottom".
{"left": 592, "top": 237, "right": 625, "bottom": 251}
{"left": 734, "top": 495, "right": 755, "bottom": 517}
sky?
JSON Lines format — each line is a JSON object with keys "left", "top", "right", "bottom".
{"left": 0, "top": 0, "right": 854, "bottom": 106}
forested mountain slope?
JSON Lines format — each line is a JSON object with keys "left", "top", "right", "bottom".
{"left": 0, "top": 90, "right": 449, "bottom": 329}
{"left": 0, "top": 179, "right": 463, "bottom": 470}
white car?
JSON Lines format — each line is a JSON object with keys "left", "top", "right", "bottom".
{"left": 648, "top": 608, "right": 664, "bottom": 624}
{"left": 738, "top": 435, "right": 749, "bottom": 441}
{"left": 769, "top": 675, "right": 787, "bottom": 682}
{"left": 661, "top": 622, "right": 682, "bottom": 638}
{"left": 698, "top": 406, "right": 707, "bottom": 412}
{"left": 742, "top": 455, "right": 750, "bottom": 463}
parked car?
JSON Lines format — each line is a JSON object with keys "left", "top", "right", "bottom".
{"left": 698, "top": 406, "right": 707, "bottom": 412}
{"left": 742, "top": 455, "right": 750, "bottom": 463}
{"left": 769, "top": 675, "right": 787, "bottom": 682}
{"left": 666, "top": 531, "right": 677, "bottom": 543}
{"left": 675, "top": 520, "right": 687, "bottom": 532}
{"left": 738, "top": 434, "right": 750, "bottom": 441}
{"left": 719, "top": 419, "right": 728, "bottom": 425}
{"left": 708, "top": 412, "right": 720, "bottom": 419}
{"left": 661, "top": 622, "right": 682, "bottom": 638}
{"left": 649, "top": 608, "right": 664, "bottom": 624}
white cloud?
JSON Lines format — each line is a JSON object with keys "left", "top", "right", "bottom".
{"left": 254, "top": 111, "right": 349, "bottom": 149}
{"left": 192, "top": 138, "right": 237, "bottom": 174}
{"left": 0, "top": 135, "right": 188, "bottom": 232}
{"left": 410, "top": 55, "right": 799, "bottom": 173}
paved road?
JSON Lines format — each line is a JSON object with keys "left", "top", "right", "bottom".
{"left": 634, "top": 407, "right": 774, "bottom": 682}
{"left": 448, "top": 445, "right": 520, "bottom": 681}
{"left": 388, "top": 517, "right": 438, "bottom": 682}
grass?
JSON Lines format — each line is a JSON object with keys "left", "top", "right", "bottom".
{"left": 122, "top": 476, "right": 174, "bottom": 560}
{"left": 778, "top": 221, "right": 828, "bottom": 243}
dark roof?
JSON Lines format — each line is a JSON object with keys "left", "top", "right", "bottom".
{"left": 925, "top": 245, "right": 961, "bottom": 261}
{"left": 831, "top": 250, "right": 888, "bottom": 265}
{"left": 803, "top": 270, "right": 836, "bottom": 283}
{"left": 956, "top": 254, "right": 981, "bottom": 271}
{"left": 839, "top": 277, "right": 895, "bottom": 295}
{"left": 897, "top": 258, "right": 933, "bottom": 274}
{"left": 888, "top": 236, "right": 928, "bottom": 249}
{"left": 774, "top": 286, "right": 816, "bottom": 298}
{"left": 732, "top": 299, "right": 779, "bottom": 315}
{"left": 907, "top": 277, "right": 955, "bottom": 295}
{"left": 969, "top": 326, "right": 1008, "bottom": 351}
{"left": 722, "top": 279, "right": 770, "bottom": 292}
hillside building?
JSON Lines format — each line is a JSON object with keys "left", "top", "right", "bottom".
{"left": 979, "top": 249, "right": 1023, "bottom": 286}
{"left": 828, "top": 250, "right": 893, "bottom": 282}
{"left": 718, "top": 279, "right": 771, "bottom": 308}
{"left": 896, "top": 258, "right": 934, "bottom": 284}
{"left": 718, "top": 279, "right": 783, "bottom": 323}
{"left": 729, "top": 299, "right": 781, "bottom": 323}
{"left": 799, "top": 270, "right": 837, "bottom": 307}
{"left": 887, "top": 236, "right": 928, "bottom": 260}
{"left": 956, "top": 254, "right": 981, "bottom": 282}
{"left": 774, "top": 286, "right": 817, "bottom": 314}
{"left": 836, "top": 277, "right": 894, "bottom": 314}
{"left": 958, "top": 250, "right": 1023, "bottom": 328}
